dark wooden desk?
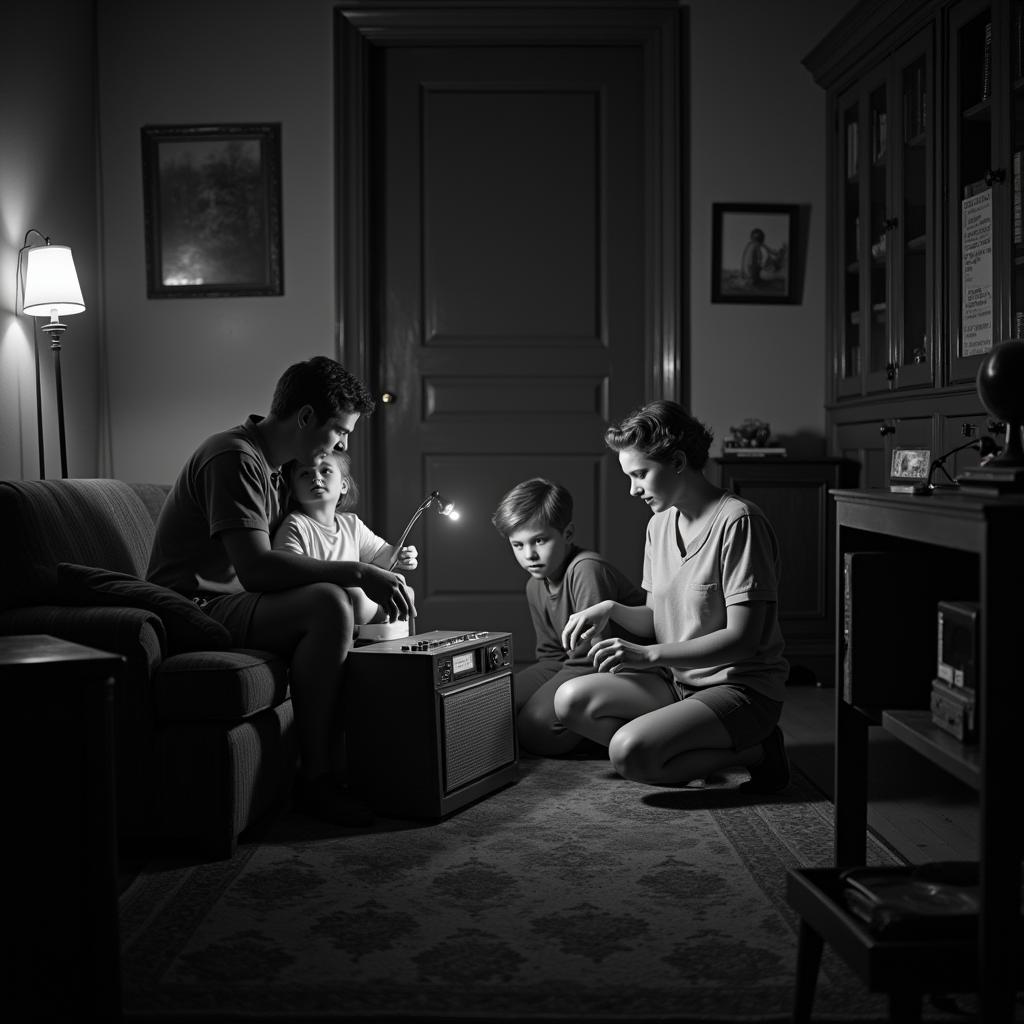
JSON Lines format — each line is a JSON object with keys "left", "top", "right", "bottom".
{"left": 797, "top": 490, "right": 1024, "bottom": 1024}
{"left": 1, "top": 634, "right": 124, "bottom": 1020}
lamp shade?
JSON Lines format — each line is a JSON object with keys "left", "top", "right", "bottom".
{"left": 21, "top": 244, "right": 85, "bottom": 317}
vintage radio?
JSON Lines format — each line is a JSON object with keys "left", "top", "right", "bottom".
{"left": 936, "top": 600, "right": 980, "bottom": 691}
{"left": 930, "top": 677, "right": 978, "bottom": 743}
{"left": 345, "top": 629, "right": 517, "bottom": 818}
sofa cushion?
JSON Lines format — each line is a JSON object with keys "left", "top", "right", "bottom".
{"left": 57, "top": 563, "right": 232, "bottom": 655}
{"left": 155, "top": 649, "right": 290, "bottom": 722}
{"left": 0, "top": 479, "right": 157, "bottom": 610}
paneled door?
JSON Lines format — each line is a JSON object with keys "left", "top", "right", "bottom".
{"left": 338, "top": 6, "right": 683, "bottom": 660}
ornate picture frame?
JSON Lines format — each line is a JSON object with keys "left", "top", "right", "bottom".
{"left": 711, "top": 202, "right": 798, "bottom": 304}
{"left": 141, "top": 123, "right": 283, "bottom": 298}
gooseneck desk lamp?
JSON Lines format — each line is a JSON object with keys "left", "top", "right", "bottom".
{"left": 17, "top": 230, "right": 86, "bottom": 479}
{"left": 388, "top": 491, "right": 460, "bottom": 571}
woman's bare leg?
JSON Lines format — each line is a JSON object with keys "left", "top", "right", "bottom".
{"left": 554, "top": 670, "right": 763, "bottom": 785}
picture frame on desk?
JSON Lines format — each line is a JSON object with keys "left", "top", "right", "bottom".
{"left": 889, "top": 448, "right": 931, "bottom": 492}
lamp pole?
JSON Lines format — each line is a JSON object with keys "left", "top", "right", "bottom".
{"left": 51, "top": 333, "right": 68, "bottom": 478}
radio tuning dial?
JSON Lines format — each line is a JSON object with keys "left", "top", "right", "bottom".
{"left": 487, "top": 646, "right": 500, "bottom": 668}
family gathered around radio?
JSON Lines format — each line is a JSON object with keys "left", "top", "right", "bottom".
{"left": 148, "top": 355, "right": 789, "bottom": 826}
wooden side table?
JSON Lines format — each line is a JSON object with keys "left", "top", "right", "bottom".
{"left": 1, "top": 634, "right": 124, "bottom": 1020}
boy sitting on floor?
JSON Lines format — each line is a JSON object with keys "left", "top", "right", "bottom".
{"left": 491, "top": 478, "right": 646, "bottom": 756}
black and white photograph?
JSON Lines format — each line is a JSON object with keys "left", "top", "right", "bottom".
{"left": 6, "top": 2, "right": 1021, "bottom": 1022}
{"left": 711, "top": 202, "right": 798, "bottom": 303}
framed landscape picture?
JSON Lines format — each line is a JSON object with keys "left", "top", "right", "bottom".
{"left": 711, "top": 202, "right": 797, "bottom": 304}
{"left": 141, "top": 123, "right": 283, "bottom": 298}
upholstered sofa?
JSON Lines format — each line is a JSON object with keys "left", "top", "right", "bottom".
{"left": 0, "top": 478, "right": 296, "bottom": 860}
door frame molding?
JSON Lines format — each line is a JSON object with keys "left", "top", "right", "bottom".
{"left": 335, "top": 0, "right": 684, "bottom": 519}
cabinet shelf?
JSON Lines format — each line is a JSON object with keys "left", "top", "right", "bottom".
{"left": 882, "top": 710, "right": 980, "bottom": 789}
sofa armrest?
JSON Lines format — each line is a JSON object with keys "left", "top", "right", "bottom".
{"left": 0, "top": 604, "right": 164, "bottom": 677}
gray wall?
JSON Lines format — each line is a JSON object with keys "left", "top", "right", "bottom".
{"left": 0, "top": 0, "right": 858, "bottom": 483}
{"left": 1, "top": 0, "right": 101, "bottom": 480}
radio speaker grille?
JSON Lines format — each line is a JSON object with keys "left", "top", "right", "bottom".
{"left": 442, "top": 675, "right": 515, "bottom": 792}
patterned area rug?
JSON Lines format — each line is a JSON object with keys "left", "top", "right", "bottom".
{"left": 120, "top": 755, "right": 907, "bottom": 1022}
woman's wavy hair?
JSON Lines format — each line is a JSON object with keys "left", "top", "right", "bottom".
{"left": 604, "top": 400, "right": 714, "bottom": 470}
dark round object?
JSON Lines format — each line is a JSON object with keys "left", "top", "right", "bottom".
{"left": 976, "top": 341, "right": 1024, "bottom": 423}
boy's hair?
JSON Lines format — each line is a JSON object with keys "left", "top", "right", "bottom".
{"left": 285, "top": 451, "right": 359, "bottom": 513}
{"left": 604, "top": 400, "right": 714, "bottom": 470}
{"left": 491, "top": 478, "right": 573, "bottom": 536}
{"left": 270, "top": 356, "right": 375, "bottom": 422}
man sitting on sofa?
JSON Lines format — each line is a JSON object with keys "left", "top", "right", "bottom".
{"left": 147, "top": 355, "right": 414, "bottom": 826}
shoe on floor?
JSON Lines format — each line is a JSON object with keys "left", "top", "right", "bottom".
{"left": 294, "top": 774, "right": 374, "bottom": 826}
{"left": 740, "top": 726, "right": 791, "bottom": 794}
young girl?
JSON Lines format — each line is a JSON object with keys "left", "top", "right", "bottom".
{"left": 272, "top": 452, "right": 417, "bottom": 631}
{"left": 555, "top": 400, "right": 790, "bottom": 792}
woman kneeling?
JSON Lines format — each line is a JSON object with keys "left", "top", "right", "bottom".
{"left": 555, "top": 400, "right": 790, "bottom": 793}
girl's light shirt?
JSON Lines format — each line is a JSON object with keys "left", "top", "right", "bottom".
{"left": 272, "top": 511, "right": 390, "bottom": 565}
{"left": 272, "top": 511, "right": 393, "bottom": 625}
{"left": 642, "top": 493, "right": 788, "bottom": 702}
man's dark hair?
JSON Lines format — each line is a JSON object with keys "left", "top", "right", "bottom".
{"left": 491, "top": 478, "right": 573, "bottom": 537}
{"left": 604, "top": 400, "right": 714, "bottom": 470}
{"left": 270, "top": 356, "right": 375, "bottom": 422}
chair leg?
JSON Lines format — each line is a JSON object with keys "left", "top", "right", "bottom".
{"left": 793, "top": 919, "right": 824, "bottom": 1024}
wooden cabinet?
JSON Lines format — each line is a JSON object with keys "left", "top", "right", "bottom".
{"left": 715, "top": 458, "right": 856, "bottom": 685}
{"left": 826, "top": 489, "right": 1023, "bottom": 1022}
{"left": 836, "top": 24, "right": 936, "bottom": 398}
{"left": 804, "top": 0, "right": 1023, "bottom": 471}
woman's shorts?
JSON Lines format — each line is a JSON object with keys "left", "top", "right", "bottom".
{"left": 676, "top": 681, "right": 782, "bottom": 750}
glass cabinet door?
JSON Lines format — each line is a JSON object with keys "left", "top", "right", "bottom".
{"left": 890, "top": 29, "right": 935, "bottom": 389}
{"left": 834, "top": 35, "right": 935, "bottom": 401}
{"left": 864, "top": 76, "right": 892, "bottom": 394}
{"left": 838, "top": 93, "right": 862, "bottom": 397}
{"left": 949, "top": 0, "right": 995, "bottom": 384}
{"left": 1011, "top": 0, "right": 1024, "bottom": 339}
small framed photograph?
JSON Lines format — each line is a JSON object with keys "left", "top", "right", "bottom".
{"left": 711, "top": 202, "right": 798, "bottom": 304}
{"left": 889, "top": 448, "right": 932, "bottom": 492}
{"left": 141, "top": 123, "right": 283, "bottom": 298}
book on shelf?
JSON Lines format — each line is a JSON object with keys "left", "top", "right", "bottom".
{"left": 872, "top": 109, "right": 887, "bottom": 162}
{"left": 721, "top": 446, "right": 787, "bottom": 458}
{"left": 1018, "top": 5, "right": 1024, "bottom": 81}
{"left": 982, "top": 20, "right": 992, "bottom": 101}
{"left": 1015, "top": 151, "right": 1023, "bottom": 245}
{"left": 903, "top": 65, "right": 926, "bottom": 141}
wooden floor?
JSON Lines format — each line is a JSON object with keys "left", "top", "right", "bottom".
{"left": 780, "top": 683, "right": 978, "bottom": 864}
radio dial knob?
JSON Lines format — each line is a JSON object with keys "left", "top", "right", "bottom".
{"left": 488, "top": 646, "right": 500, "bottom": 667}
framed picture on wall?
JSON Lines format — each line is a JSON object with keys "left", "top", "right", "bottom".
{"left": 711, "top": 202, "right": 798, "bottom": 304}
{"left": 141, "top": 123, "right": 283, "bottom": 298}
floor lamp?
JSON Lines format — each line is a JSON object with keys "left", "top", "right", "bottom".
{"left": 18, "top": 232, "right": 86, "bottom": 479}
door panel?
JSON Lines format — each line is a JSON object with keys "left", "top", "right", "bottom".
{"left": 373, "top": 45, "right": 650, "bottom": 652}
